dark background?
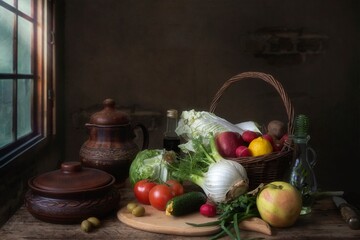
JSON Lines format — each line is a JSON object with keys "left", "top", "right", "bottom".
{"left": 64, "top": 0, "right": 359, "bottom": 194}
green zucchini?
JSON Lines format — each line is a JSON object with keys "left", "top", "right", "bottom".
{"left": 165, "top": 191, "right": 207, "bottom": 216}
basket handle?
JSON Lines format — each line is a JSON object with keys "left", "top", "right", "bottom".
{"left": 209, "top": 72, "right": 294, "bottom": 134}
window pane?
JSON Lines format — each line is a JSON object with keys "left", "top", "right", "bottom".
{"left": 18, "top": 17, "right": 32, "bottom": 74}
{"left": 0, "top": 80, "right": 14, "bottom": 147}
{"left": 17, "top": 79, "right": 33, "bottom": 138}
{"left": 0, "top": 7, "right": 14, "bottom": 73}
{"left": 2, "top": 0, "right": 14, "bottom": 7}
{"left": 18, "top": 0, "right": 33, "bottom": 16}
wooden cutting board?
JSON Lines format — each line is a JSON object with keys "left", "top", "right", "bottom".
{"left": 117, "top": 203, "right": 220, "bottom": 236}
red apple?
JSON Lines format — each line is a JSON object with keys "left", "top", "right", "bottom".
{"left": 215, "top": 131, "right": 243, "bottom": 158}
{"left": 256, "top": 181, "right": 302, "bottom": 228}
{"left": 235, "top": 146, "right": 251, "bottom": 157}
{"left": 242, "top": 130, "right": 260, "bottom": 143}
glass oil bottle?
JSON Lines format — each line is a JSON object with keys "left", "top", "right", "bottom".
{"left": 163, "top": 109, "right": 181, "bottom": 153}
{"left": 287, "top": 114, "right": 318, "bottom": 215}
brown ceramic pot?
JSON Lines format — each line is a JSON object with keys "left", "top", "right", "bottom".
{"left": 25, "top": 162, "right": 120, "bottom": 224}
{"left": 79, "top": 98, "right": 149, "bottom": 183}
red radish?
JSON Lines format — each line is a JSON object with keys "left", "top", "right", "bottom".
{"left": 262, "top": 134, "right": 274, "bottom": 145}
{"left": 235, "top": 146, "right": 251, "bottom": 157}
{"left": 272, "top": 134, "right": 289, "bottom": 151}
{"left": 272, "top": 140, "right": 284, "bottom": 152}
{"left": 281, "top": 134, "right": 289, "bottom": 144}
{"left": 242, "top": 130, "right": 260, "bottom": 143}
{"left": 273, "top": 139, "right": 284, "bottom": 151}
{"left": 200, "top": 203, "right": 217, "bottom": 217}
{"left": 215, "top": 131, "right": 243, "bottom": 158}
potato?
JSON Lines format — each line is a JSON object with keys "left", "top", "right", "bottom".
{"left": 267, "top": 120, "right": 286, "bottom": 139}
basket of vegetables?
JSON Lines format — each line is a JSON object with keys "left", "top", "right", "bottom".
{"left": 129, "top": 72, "right": 294, "bottom": 202}
{"left": 209, "top": 71, "right": 294, "bottom": 189}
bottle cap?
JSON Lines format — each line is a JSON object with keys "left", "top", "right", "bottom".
{"left": 294, "top": 114, "right": 309, "bottom": 138}
{"left": 167, "top": 109, "right": 178, "bottom": 118}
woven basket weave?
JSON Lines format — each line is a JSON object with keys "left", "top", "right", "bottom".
{"left": 209, "top": 72, "right": 294, "bottom": 190}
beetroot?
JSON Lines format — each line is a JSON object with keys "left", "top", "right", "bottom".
{"left": 215, "top": 131, "right": 243, "bottom": 158}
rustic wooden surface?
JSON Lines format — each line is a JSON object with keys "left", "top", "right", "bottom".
{"left": 1, "top": 187, "right": 360, "bottom": 240}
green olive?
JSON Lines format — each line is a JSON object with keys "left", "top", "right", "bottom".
{"left": 81, "top": 220, "right": 92, "bottom": 232}
{"left": 127, "top": 202, "right": 138, "bottom": 213}
{"left": 87, "top": 217, "right": 101, "bottom": 228}
{"left": 132, "top": 205, "right": 145, "bottom": 217}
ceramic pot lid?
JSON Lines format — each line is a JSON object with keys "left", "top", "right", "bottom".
{"left": 31, "top": 162, "right": 113, "bottom": 193}
{"left": 89, "top": 98, "right": 130, "bottom": 125}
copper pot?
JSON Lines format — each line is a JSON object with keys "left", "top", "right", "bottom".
{"left": 25, "top": 162, "right": 120, "bottom": 224}
{"left": 79, "top": 99, "right": 149, "bottom": 183}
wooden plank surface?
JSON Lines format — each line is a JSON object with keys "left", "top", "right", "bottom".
{"left": 1, "top": 187, "right": 360, "bottom": 239}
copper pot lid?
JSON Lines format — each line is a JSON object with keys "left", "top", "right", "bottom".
{"left": 88, "top": 98, "right": 130, "bottom": 126}
{"left": 30, "top": 162, "right": 114, "bottom": 194}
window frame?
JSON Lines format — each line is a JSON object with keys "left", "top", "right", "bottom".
{"left": 0, "top": 0, "right": 54, "bottom": 169}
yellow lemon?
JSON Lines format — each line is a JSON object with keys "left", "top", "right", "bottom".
{"left": 248, "top": 137, "right": 273, "bottom": 157}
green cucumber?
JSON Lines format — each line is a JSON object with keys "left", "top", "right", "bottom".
{"left": 165, "top": 191, "right": 207, "bottom": 216}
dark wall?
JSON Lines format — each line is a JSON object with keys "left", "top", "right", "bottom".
{"left": 63, "top": 1, "right": 359, "bottom": 194}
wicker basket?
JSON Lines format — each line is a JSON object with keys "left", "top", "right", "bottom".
{"left": 209, "top": 72, "right": 294, "bottom": 190}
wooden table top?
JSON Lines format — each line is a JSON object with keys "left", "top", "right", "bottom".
{"left": 1, "top": 187, "right": 360, "bottom": 240}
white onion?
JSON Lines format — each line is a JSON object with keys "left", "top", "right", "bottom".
{"left": 200, "top": 160, "right": 249, "bottom": 203}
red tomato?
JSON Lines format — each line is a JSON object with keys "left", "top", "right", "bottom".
{"left": 149, "top": 184, "right": 174, "bottom": 211}
{"left": 133, "top": 180, "right": 157, "bottom": 205}
{"left": 166, "top": 179, "right": 184, "bottom": 196}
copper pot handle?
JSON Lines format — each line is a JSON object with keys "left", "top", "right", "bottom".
{"left": 133, "top": 123, "right": 149, "bottom": 150}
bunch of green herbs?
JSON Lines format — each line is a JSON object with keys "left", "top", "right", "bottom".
{"left": 187, "top": 193, "right": 259, "bottom": 240}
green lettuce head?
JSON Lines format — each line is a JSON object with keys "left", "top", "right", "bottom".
{"left": 129, "top": 149, "right": 176, "bottom": 186}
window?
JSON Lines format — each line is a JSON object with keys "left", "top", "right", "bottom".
{"left": 0, "top": 0, "right": 53, "bottom": 167}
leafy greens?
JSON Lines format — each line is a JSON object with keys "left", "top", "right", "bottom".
{"left": 129, "top": 149, "right": 176, "bottom": 186}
